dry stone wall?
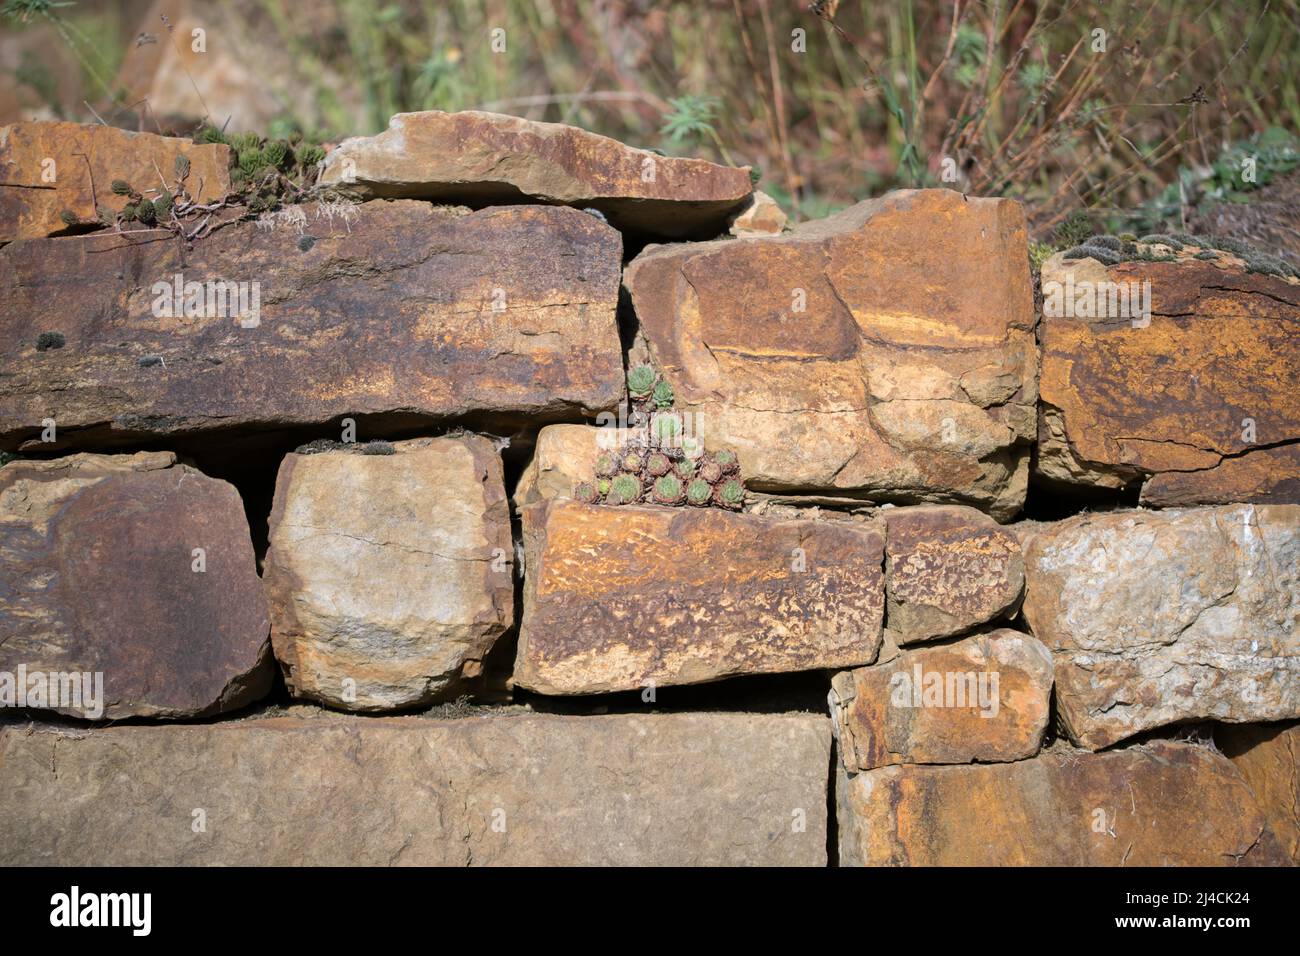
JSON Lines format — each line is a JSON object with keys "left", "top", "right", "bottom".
{"left": 0, "top": 112, "right": 1296, "bottom": 867}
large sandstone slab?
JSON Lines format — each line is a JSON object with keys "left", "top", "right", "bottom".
{"left": 0, "top": 120, "right": 232, "bottom": 241}
{"left": 1216, "top": 722, "right": 1300, "bottom": 864}
{"left": 1022, "top": 505, "right": 1300, "bottom": 749}
{"left": 264, "top": 435, "right": 514, "bottom": 710}
{"left": 0, "top": 711, "right": 830, "bottom": 866}
{"left": 0, "top": 452, "right": 271, "bottom": 719}
{"left": 624, "top": 189, "right": 1037, "bottom": 521}
{"left": 883, "top": 504, "right": 1024, "bottom": 643}
{"left": 319, "top": 110, "right": 753, "bottom": 239}
{"left": 830, "top": 629, "right": 1052, "bottom": 771}
{"left": 838, "top": 741, "right": 1285, "bottom": 866}
{"left": 0, "top": 201, "right": 622, "bottom": 451}
{"left": 514, "top": 499, "right": 885, "bottom": 694}
{"left": 1038, "top": 252, "right": 1300, "bottom": 504}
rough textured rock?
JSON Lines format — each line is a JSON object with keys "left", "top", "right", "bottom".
{"left": 728, "top": 189, "right": 786, "bottom": 236}
{"left": 0, "top": 711, "right": 830, "bottom": 866}
{"left": 624, "top": 189, "right": 1037, "bottom": 521}
{"left": 264, "top": 436, "right": 513, "bottom": 710}
{"left": 0, "top": 452, "right": 271, "bottom": 719}
{"left": 0, "top": 201, "right": 622, "bottom": 451}
{"left": 0, "top": 120, "right": 231, "bottom": 241}
{"left": 1216, "top": 721, "right": 1300, "bottom": 864}
{"left": 830, "top": 629, "right": 1052, "bottom": 771}
{"left": 515, "top": 499, "right": 885, "bottom": 694}
{"left": 1038, "top": 251, "right": 1300, "bottom": 504}
{"left": 512, "top": 423, "right": 632, "bottom": 509}
{"left": 838, "top": 740, "right": 1285, "bottom": 866}
{"left": 883, "top": 504, "right": 1024, "bottom": 643}
{"left": 1022, "top": 505, "right": 1300, "bottom": 749}
{"left": 319, "top": 110, "right": 753, "bottom": 239}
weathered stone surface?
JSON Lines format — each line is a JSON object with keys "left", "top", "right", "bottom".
{"left": 883, "top": 504, "right": 1023, "bottom": 643}
{"left": 515, "top": 499, "right": 885, "bottom": 694}
{"left": 830, "top": 629, "right": 1052, "bottom": 771}
{"left": 320, "top": 110, "right": 753, "bottom": 239}
{"left": 264, "top": 436, "right": 513, "bottom": 711}
{"left": 0, "top": 120, "right": 231, "bottom": 241}
{"left": 1217, "top": 721, "right": 1300, "bottom": 864}
{"left": 0, "top": 452, "right": 271, "bottom": 719}
{"left": 624, "top": 189, "right": 1037, "bottom": 521}
{"left": 1038, "top": 251, "right": 1300, "bottom": 504}
{"left": 729, "top": 189, "right": 786, "bottom": 237}
{"left": 838, "top": 741, "right": 1285, "bottom": 866}
{"left": 0, "top": 201, "right": 623, "bottom": 451}
{"left": 512, "top": 423, "right": 632, "bottom": 509}
{"left": 0, "top": 711, "right": 830, "bottom": 865}
{"left": 1022, "top": 505, "right": 1300, "bottom": 750}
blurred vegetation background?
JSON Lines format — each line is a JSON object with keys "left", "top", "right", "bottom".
{"left": 3, "top": 0, "right": 1298, "bottom": 241}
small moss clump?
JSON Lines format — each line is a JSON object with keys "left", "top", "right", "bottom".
{"left": 35, "top": 331, "right": 65, "bottom": 351}
{"left": 652, "top": 474, "right": 685, "bottom": 505}
{"left": 594, "top": 450, "right": 621, "bottom": 478}
{"left": 1137, "top": 234, "right": 1185, "bottom": 249}
{"left": 1083, "top": 235, "right": 1124, "bottom": 252}
{"left": 360, "top": 440, "right": 395, "bottom": 455}
{"left": 1053, "top": 210, "right": 1094, "bottom": 248}
{"left": 607, "top": 473, "right": 642, "bottom": 505}
{"left": 715, "top": 478, "right": 745, "bottom": 510}
{"left": 685, "top": 478, "right": 713, "bottom": 506}
{"left": 1062, "top": 244, "right": 1122, "bottom": 266}
{"left": 646, "top": 451, "right": 672, "bottom": 477}
{"left": 110, "top": 179, "right": 133, "bottom": 196}
{"left": 627, "top": 364, "right": 656, "bottom": 399}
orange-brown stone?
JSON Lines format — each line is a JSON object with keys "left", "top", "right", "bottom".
{"left": 624, "top": 189, "right": 1037, "bottom": 520}
{"left": 0, "top": 120, "right": 231, "bottom": 241}
{"left": 514, "top": 499, "right": 885, "bottom": 694}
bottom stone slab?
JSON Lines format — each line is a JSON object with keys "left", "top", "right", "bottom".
{"left": 0, "top": 711, "right": 829, "bottom": 866}
{"left": 837, "top": 741, "right": 1285, "bottom": 866}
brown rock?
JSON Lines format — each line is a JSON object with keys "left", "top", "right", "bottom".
{"left": 0, "top": 201, "right": 623, "bottom": 451}
{"left": 1216, "top": 721, "right": 1300, "bottom": 864}
{"left": 830, "top": 629, "right": 1052, "bottom": 771}
{"left": 319, "top": 110, "right": 753, "bottom": 240}
{"left": 624, "top": 189, "right": 1037, "bottom": 521}
{"left": 838, "top": 740, "right": 1285, "bottom": 866}
{"left": 264, "top": 436, "right": 513, "bottom": 711}
{"left": 0, "top": 711, "right": 830, "bottom": 865}
{"left": 0, "top": 452, "right": 270, "bottom": 719}
{"left": 0, "top": 120, "right": 231, "bottom": 241}
{"left": 514, "top": 499, "right": 885, "bottom": 694}
{"left": 1021, "top": 505, "right": 1300, "bottom": 750}
{"left": 512, "top": 423, "right": 632, "bottom": 509}
{"left": 114, "top": 0, "right": 364, "bottom": 135}
{"left": 883, "top": 504, "right": 1024, "bottom": 643}
{"left": 1037, "top": 251, "right": 1300, "bottom": 504}
{"left": 728, "top": 189, "right": 786, "bottom": 237}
